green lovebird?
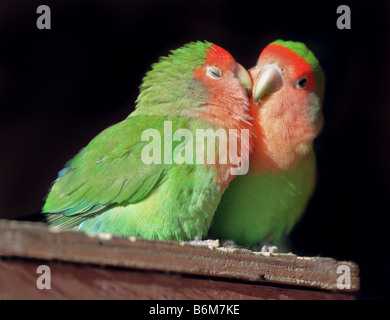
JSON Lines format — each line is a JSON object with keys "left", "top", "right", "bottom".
{"left": 42, "top": 41, "right": 253, "bottom": 241}
{"left": 209, "top": 40, "right": 325, "bottom": 248}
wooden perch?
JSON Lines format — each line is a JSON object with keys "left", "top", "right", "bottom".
{"left": 0, "top": 219, "right": 359, "bottom": 299}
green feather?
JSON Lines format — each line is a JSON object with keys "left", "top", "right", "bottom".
{"left": 133, "top": 41, "right": 212, "bottom": 116}
{"left": 270, "top": 40, "right": 319, "bottom": 73}
{"left": 44, "top": 116, "right": 222, "bottom": 239}
{"left": 209, "top": 151, "right": 317, "bottom": 247}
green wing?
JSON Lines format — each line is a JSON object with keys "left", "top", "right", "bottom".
{"left": 43, "top": 115, "right": 188, "bottom": 228}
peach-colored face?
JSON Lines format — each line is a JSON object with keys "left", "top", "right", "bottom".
{"left": 249, "top": 44, "right": 324, "bottom": 171}
{"left": 194, "top": 44, "right": 252, "bottom": 115}
{"left": 193, "top": 44, "right": 253, "bottom": 145}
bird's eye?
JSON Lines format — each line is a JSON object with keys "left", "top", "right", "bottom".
{"left": 206, "top": 66, "right": 222, "bottom": 79}
{"left": 296, "top": 76, "right": 308, "bottom": 89}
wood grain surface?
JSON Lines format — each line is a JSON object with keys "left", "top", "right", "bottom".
{"left": 0, "top": 219, "right": 359, "bottom": 299}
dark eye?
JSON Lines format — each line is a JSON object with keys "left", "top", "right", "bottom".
{"left": 206, "top": 66, "right": 222, "bottom": 79}
{"left": 296, "top": 76, "right": 308, "bottom": 89}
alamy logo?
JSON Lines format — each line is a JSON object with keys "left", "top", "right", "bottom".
{"left": 336, "top": 265, "right": 351, "bottom": 290}
{"left": 141, "top": 121, "right": 250, "bottom": 175}
{"left": 336, "top": 5, "right": 351, "bottom": 30}
{"left": 36, "top": 265, "right": 51, "bottom": 290}
{"left": 36, "top": 5, "right": 51, "bottom": 30}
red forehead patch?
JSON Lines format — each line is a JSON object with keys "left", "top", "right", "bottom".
{"left": 205, "top": 44, "right": 234, "bottom": 70}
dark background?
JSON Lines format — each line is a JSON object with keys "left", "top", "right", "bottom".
{"left": 0, "top": 0, "right": 389, "bottom": 299}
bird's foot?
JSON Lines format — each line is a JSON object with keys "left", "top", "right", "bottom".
{"left": 253, "top": 240, "right": 279, "bottom": 254}
{"left": 261, "top": 244, "right": 279, "bottom": 254}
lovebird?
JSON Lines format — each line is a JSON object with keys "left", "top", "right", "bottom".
{"left": 209, "top": 40, "right": 325, "bottom": 249}
{"left": 42, "top": 41, "right": 253, "bottom": 241}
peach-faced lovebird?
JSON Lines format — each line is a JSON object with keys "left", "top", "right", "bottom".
{"left": 209, "top": 40, "right": 325, "bottom": 249}
{"left": 42, "top": 41, "right": 253, "bottom": 241}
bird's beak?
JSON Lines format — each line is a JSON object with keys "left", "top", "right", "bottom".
{"left": 253, "top": 64, "right": 283, "bottom": 103}
{"left": 236, "top": 63, "right": 252, "bottom": 97}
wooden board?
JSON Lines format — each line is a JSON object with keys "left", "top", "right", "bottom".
{"left": 0, "top": 258, "right": 355, "bottom": 300}
{"left": 0, "top": 219, "right": 359, "bottom": 299}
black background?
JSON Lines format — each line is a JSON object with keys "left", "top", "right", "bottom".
{"left": 0, "top": 0, "right": 389, "bottom": 299}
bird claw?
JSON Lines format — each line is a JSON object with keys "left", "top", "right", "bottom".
{"left": 254, "top": 240, "right": 279, "bottom": 254}
{"left": 260, "top": 244, "right": 279, "bottom": 254}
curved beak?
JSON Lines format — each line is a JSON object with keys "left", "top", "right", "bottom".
{"left": 236, "top": 63, "right": 252, "bottom": 97}
{"left": 253, "top": 64, "right": 283, "bottom": 103}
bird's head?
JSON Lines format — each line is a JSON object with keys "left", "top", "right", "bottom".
{"left": 250, "top": 40, "right": 325, "bottom": 170}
